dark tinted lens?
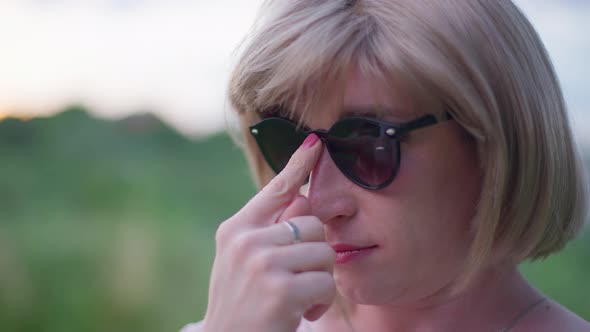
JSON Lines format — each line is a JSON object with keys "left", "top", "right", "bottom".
{"left": 250, "top": 117, "right": 307, "bottom": 174}
{"left": 327, "top": 118, "right": 399, "bottom": 188}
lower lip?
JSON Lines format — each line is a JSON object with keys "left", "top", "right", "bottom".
{"left": 335, "top": 246, "right": 378, "bottom": 264}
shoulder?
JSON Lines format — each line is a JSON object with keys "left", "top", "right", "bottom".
{"left": 178, "top": 320, "right": 316, "bottom": 332}
{"left": 514, "top": 299, "right": 590, "bottom": 332}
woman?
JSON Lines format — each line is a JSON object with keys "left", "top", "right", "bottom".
{"left": 184, "top": 0, "right": 589, "bottom": 331}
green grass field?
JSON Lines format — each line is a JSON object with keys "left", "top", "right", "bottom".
{"left": 0, "top": 107, "right": 588, "bottom": 331}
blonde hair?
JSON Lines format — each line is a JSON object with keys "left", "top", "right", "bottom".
{"left": 227, "top": 0, "right": 588, "bottom": 287}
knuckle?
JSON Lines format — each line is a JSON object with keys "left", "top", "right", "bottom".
{"left": 263, "top": 277, "right": 301, "bottom": 324}
{"left": 316, "top": 272, "right": 336, "bottom": 291}
{"left": 267, "top": 276, "right": 293, "bottom": 301}
{"left": 325, "top": 273, "right": 337, "bottom": 288}
{"left": 304, "top": 273, "right": 336, "bottom": 308}
{"left": 284, "top": 306, "right": 303, "bottom": 325}
{"left": 262, "top": 176, "right": 291, "bottom": 197}
{"left": 232, "top": 232, "right": 257, "bottom": 255}
{"left": 292, "top": 215, "right": 321, "bottom": 225}
{"left": 214, "top": 220, "right": 233, "bottom": 246}
{"left": 318, "top": 244, "right": 337, "bottom": 261}
{"left": 308, "top": 215, "right": 322, "bottom": 225}
{"left": 249, "top": 250, "right": 275, "bottom": 274}
{"left": 325, "top": 278, "right": 337, "bottom": 298}
{"left": 291, "top": 215, "right": 325, "bottom": 240}
{"left": 307, "top": 216, "right": 324, "bottom": 229}
{"left": 288, "top": 154, "right": 306, "bottom": 170}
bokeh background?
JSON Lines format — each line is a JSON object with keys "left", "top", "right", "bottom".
{"left": 0, "top": 1, "right": 588, "bottom": 331}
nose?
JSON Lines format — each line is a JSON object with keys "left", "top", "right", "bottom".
{"left": 306, "top": 143, "right": 357, "bottom": 224}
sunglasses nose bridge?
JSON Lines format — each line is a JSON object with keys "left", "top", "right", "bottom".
{"left": 305, "top": 129, "right": 330, "bottom": 141}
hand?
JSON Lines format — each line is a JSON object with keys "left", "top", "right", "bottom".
{"left": 202, "top": 134, "right": 336, "bottom": 332}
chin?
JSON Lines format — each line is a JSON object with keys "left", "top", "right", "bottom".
{"left": 334, "top": 271, "right": 407, "bottom": 305}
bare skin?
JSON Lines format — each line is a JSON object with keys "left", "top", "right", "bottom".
{"left": 297, "top": 69, "right": 590, "bottom": 332}
{"left": 202, "top": 134, "right": 336, "bottom": 332}
{"left": 200, "top": 68, "right": 590, "bottom": 332}
{"left": 309, "top": 267, "right": 590, "bottom": 332}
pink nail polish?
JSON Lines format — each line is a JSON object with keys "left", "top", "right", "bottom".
{"left": 302, "top": 134, "right": 319, "bottom": 149}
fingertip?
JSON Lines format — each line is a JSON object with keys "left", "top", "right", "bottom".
{"left": 301, "top": 133, "right": 320, "bottom": 149}
{"left": 245, "top": 135, "right": 321, "bottom": 226}
{"left": 278, "top": 134, "right": 322, "bottom": 187}
{"left": 298, "top": 133, "right": 322, "bottom": 156}
{"left": 303, "top": 304, "right": 329, "bottom": 322}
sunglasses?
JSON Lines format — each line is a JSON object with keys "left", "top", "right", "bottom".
{"left": 249, "top": 112, "right": 451, "bottom": 190}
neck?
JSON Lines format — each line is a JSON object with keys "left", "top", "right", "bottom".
{"left": 338, "top": 265, "right": 543, "bottom": 332}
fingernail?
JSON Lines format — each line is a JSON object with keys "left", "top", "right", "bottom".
{"left": 302, "top": 134, "right": 319, "bottom": 149}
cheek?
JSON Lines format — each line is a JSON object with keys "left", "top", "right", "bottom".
{"left": 353, "top": 130, "right": 482, "bottom": 303}
{"left": 359, "top": 134, "right": 482, "bottom": 253}
{"left": 392, "top": 129, "right": 482, "bottom": 231}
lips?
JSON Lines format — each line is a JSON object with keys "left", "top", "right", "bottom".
{"left": 330, "top": 244, "right": 375, "bottom": 252}
{"left": 330, "top": 244, "right": 378, "bottom": 264}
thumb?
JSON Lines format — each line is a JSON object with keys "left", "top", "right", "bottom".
{"left": 276, "top": 194, "right": 311, "bottom": 223}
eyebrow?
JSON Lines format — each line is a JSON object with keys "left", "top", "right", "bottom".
{"left": 341, "top": 107, "right": 380, "bottom": 118}
{"left": 267, "top": 106, "right": 407, "bottom": 127}
{"left": 341, "top": 106, "right": 408, "bottom": 122}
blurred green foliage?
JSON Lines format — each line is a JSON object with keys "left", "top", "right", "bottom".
{"left": 0, "top": 106, "right": 588, "bottom": 331}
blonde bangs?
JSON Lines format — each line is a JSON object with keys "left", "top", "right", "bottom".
{"left": 228, "top": 1, "right": 445, "bottom": 129}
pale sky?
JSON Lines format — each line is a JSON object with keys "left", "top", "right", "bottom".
{"left": 0, "top": 0, "right": 588, "bottom": 145}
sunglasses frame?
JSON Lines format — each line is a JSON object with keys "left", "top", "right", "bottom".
{"left": 249, "top": 112, "right": 452, "bottom": 190}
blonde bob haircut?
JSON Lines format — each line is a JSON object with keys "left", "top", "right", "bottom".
{"left": 227, "top": 0, "right": 589, "bottom": 286}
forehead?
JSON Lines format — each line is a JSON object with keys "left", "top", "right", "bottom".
{"left": 295, "top": 68, "right": 420, "bottom": 128}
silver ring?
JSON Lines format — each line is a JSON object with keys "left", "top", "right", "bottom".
{"left": 283, "top": 220, "right": 301, "bottom": 244}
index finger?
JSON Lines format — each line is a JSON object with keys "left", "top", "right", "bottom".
{"left": 238, "top": 134, "right": 322, "bottom": 226}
